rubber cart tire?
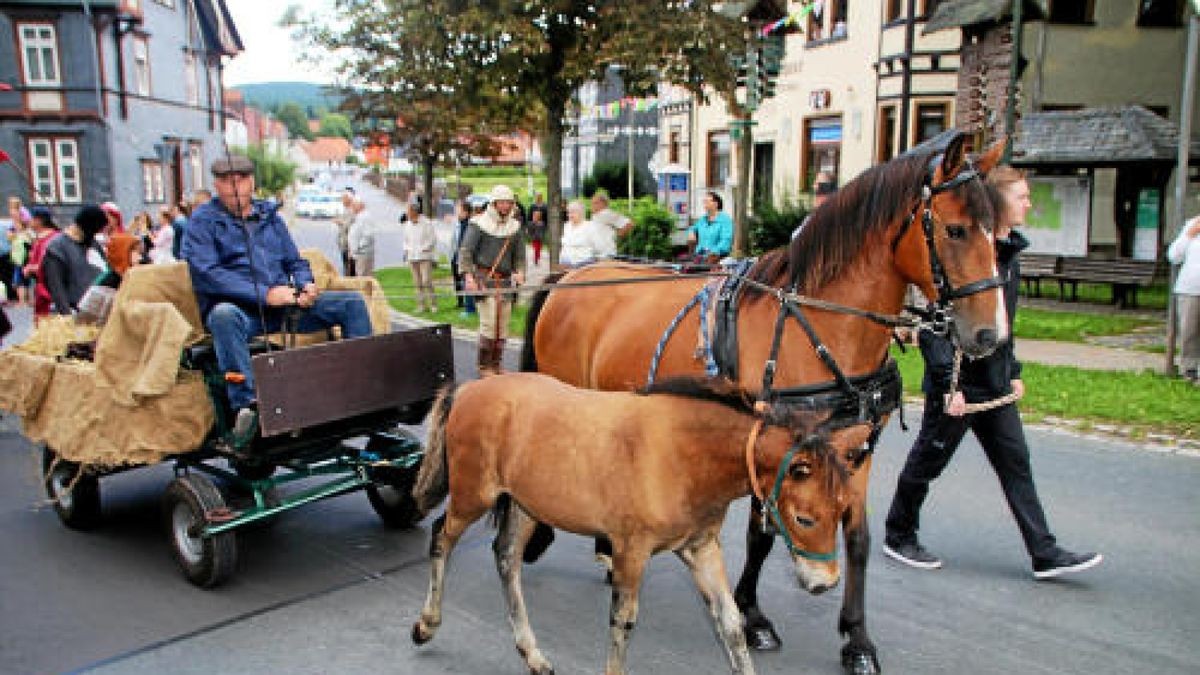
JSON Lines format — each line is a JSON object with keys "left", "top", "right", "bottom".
{"left": 163, "top": 473, "right": 238, "bottom": 588}
{"left": 42, "top": 447, "right": 101, "bottom": 530}
{"left": 366, "top": 427, "right": 422, "bottom": 529}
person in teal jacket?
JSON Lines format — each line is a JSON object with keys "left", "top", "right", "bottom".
{"left": 687, "top": 191, "right": 733, "bottom": 261}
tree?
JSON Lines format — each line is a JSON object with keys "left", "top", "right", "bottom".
{"left": 293, "top": 0, "right": 524, "bottom": 216}
{"left": 318, "top": 112, "right": 353, "bottom": 140}
{"left": 276, "top": 102, "right": 314, "bottom": 141}
{"left": 241, "top": 145, "right": 297, "bottom": 199}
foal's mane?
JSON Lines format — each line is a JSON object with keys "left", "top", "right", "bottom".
{"left": 638, "top": 376, "right": 757, "bottom": 417}
{"left": 747, "top": 149, "right": 996, "bottom": 294}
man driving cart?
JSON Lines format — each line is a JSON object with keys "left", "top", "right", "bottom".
{"left": 181, "top": 155, "right": 372, "bottom": 445}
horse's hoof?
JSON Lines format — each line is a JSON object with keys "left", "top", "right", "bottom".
{"left": 745, "top": 624, "right": 782, "bottom": 651}
{"left": 841, "top": 650, "right": 881, "bottom": 675}
{"left": 411, "top": 621, "right": 433, "bottom": 645}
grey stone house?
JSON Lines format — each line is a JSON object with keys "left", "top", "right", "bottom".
{"left": 562, "top": 66, "right": 658, "bottom": 199}
{"left": 0, "top": 0, "right": 241, "bottom": 223}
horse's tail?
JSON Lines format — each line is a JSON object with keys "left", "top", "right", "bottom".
{"left": 412, "top": 383, "right": 458, "bottom": 515}
{"left": 520, "top": 271, "right": 565, "bottom": 372}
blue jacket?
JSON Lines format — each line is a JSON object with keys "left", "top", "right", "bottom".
{"left": 181, "top": 198, "right": 314, "bottom": 319}
{"left": 689, "top": 211, "right": 733, "bottom": 256}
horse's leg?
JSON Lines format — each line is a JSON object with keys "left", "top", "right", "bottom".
{"left": 838, "top": 493, "right": 881, "bottom": 675}
{"left": 733, "top": 498, "right": 782, "bottom": 651}
{"left": 606, "top": 543, "right": 650, "bottom": 675}
{"left": 412, "top": 502, "right": 483, "bottom": 645}
{"left": 494, "top": 502, "right": 554, "bottom": 675}
{"left": 678, "top": 537, "right": 756, "bottom": 674}
{"left": 595, "top": 536, "right": 614, "bottom": 583}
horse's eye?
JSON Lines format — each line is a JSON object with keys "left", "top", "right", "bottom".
{"left": 946, "top": 224, "right": 968, "bottom": 240}
{"left": 789, "top": 461, "right": 812, "bottom": 480}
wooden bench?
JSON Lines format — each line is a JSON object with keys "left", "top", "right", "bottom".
{"left": 1055, "top": 257, "right": 1162, "bottom": 308}
{"left": 1019, "top": 253, "right": 1061, "bottom": 297}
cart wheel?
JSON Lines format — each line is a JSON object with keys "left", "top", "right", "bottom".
{"left": 366, "top": 427, "right": 422, "bottom": 529}
{"left": 42, "top": 447, "right": 101, "bottom": 530}
{"left": 163, "top": 474, "right": 238, "bottom": 588}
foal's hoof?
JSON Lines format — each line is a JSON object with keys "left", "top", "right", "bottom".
{"left": 411, "top": 621, "right": 434, "bottom": 645}
{"left": 745, "top": 624, "right": 782, "bottom": 651}
{"left": 841, "top": 648, "right": 881, "bottom": 675}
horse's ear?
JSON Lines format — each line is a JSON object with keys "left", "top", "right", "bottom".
{"left": 976, "top": 137, "right": 1007, "bottom": 174}
{"left": 939, "top": 131, "right": 967, "bottom": 178}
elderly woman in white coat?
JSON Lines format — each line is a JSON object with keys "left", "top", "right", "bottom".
{"left": 404, "top": 194, "right": 438, "bottom": 312}
{"left": 559, "top": 199, "right": 615, "bottom": 267}
{"left": 1169, "top": 215, "right": 1200, "bottom": 383}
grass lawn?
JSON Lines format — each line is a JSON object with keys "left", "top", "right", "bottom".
{"left": 892, "top": 346, "right": 1200, "bottom": 440}
{"left": 434, "top": 167, "right": 548, "bottom": 205}
{"left": 1013, "top": 307, "right": 1161, "bottom": 343}
{"left": 1020, "top": 282, "right": 1170, "bottom": 311}
{"left": 376, "top": 264, "right": 529, "bottom": 336}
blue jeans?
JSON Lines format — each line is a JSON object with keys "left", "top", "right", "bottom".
{"left": 206, "top": 291, "right": 373, "bottom": 409}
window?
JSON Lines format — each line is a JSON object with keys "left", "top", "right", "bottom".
{"left": 1047, "top": 0, "right": 1094, "bottom": 24}
{"left": 707, "top": 131, "right": 730, "bottom": 187}
{"left": 914, "top": 102, "right": 949, "bottom": 145}
{"left": 803, "top": 116, "right": 842, "bottom": 190}
{"left": 142, "top": 161, "right": 166, "bottom": 203}
{"left": 18, "top": 24, "right": 61, "bottom": 87}
{"left": 189, "top": 144, "right": 204, "bottom": 192}
{"left": 878, "top": 106, "right": 897, "bottom": 162}
{"left": 884, "top": 0, "right": 902, "bottom": 23}
{"left": 1138, "top": 0, "right": 1183, "bottom": 27}
{"left": 184, "top": 54, "right": 199, "bottom": 106}
{"left": 133, "top": 37, "right": 151, "bottom": 96}
{"left": 27, "top": 138, "right": 81, "bottom": 204}
{"left": 668, "top": 128, "right": 681, "bottom": 164}
{"left": 808, "top": 0, "right": 849, "bottom": 41}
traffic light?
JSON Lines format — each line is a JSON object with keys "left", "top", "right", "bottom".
{"left": 729, "top": 53, "right": 747, "bottom": 89}
{"left": 745, "top": 46, "right": 762, "bottom": 110}
{"left": 760, "top": 34, "right": 784, "bottom": 101}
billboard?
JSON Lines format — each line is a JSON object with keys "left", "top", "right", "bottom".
{"left": 1022, "top": 175, "right": 1090, "bottom": 257}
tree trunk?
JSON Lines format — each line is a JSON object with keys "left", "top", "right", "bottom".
{"left": 544, "top": 101, "right": 566, "bottom": 268}
{"left": 422, "top": 154, "right": 436, "bottom": 217}
{"left": 733, "top": 115, "right": 753, "bottom": 257}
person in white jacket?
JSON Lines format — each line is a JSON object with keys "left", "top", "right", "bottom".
{"left": 1168, "top": 215, "right": 1200, "bottom": 383}
{"left": 559, "top": 200, "right": 614, "bottom": 267}
{"left": 347, "top": 199, "right": 375, "bottom": 277}
{"left": 404, "top": 194, "right": 438, "bottom": 312}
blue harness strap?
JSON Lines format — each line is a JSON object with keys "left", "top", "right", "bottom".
{"left": 646, "top": 284, "right": 719, "bottom": 386}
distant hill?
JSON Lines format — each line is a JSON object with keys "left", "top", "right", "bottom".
{"left": 232, "top": 81, "right": 343, "bottom": 115}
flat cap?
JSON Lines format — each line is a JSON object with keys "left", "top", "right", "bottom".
{"left": 210, "top": 155, "right": 255, "bottom": 176}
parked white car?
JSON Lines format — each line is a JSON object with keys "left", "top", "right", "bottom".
{"left": 295, "top": 192, "right": 344, "bottom": 219}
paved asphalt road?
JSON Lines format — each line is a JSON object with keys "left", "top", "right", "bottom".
{"left": 1, "top": 325, "right": 1197, "bottom": 674}
{"left": 2, "top": 181, "right": 1197, "bottom": 674}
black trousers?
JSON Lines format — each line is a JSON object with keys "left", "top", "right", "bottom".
{"left": 0, "top": 256, "right": 15, "bottom": 301}
{"left": 884, "top": 394, "right": 1058, "bottom": 561}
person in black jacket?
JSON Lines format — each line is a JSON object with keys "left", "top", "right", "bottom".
{"left": 882, "top": 166, "right": 1103, "bottom": 581}
{"left": 41, "top": 205, "right": 106, "bottom": 316}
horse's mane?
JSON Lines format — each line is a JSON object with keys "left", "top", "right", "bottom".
{"left": 747, "top": 150, "right": 998, "bottom": 293}
{"left": 638, "top": 376, "right": 757, "bottom": 417}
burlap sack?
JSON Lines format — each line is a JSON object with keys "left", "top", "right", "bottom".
{"left": 0, "top": 350, "right": 57, "bottom": 417}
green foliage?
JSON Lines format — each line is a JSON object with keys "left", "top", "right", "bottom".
{"left": 1013, "top": 307, "right": 1161, "bottom": 343}
{"left": 748, "top": 194, "right": 807, "bottom": 255}
{"left": 582, "top": 161, "right": 650, "bottom": 200}
{"left": 891, "top": 346, "right": 1200, "bottom": 439}
{"left": 275, "top": 102, "right": 314, "bottom": 141}
{"left": 318, "top": 112, "right": 353, "bottom": 140}
{"left": 241, "top": 145, "right": 297, "bottom": 199}
{"left": 1021, "top": 282, "right": 1170, "bottom": 311}
{"left": 612, "top": 198, "right": 675, "bottom": 261}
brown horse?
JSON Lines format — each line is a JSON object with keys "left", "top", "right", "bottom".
{"left": 520, "top": 134, "right": 1008, "bottom": 674}
{"left": 410, "top": 372, "right": 843, "bottom": 675}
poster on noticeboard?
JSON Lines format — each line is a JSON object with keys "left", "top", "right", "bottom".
{"left": 1022, "top": 175, "right": 1090, "bottom": 257}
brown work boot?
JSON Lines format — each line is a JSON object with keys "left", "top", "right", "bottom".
{"left": 491, "top": 339, "right": 506, "bottom": 374}
{"left": 478, "top": 338, "right": 497, "bottom": 377}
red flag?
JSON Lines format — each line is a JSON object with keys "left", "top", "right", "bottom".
{"left": 0, "top": 148, "right": 10, "bottom": 163}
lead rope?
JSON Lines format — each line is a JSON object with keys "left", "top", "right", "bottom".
{"left": 946, "top": 347, "right": 1022, "bottom": 414}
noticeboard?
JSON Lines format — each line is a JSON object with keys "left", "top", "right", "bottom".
{"left": 1022, "top": 175, "right": 1090, "bottom": 257}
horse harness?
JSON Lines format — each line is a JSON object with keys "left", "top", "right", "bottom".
{"left": 645, "top": 155, "right": 1004, "bottom": 560}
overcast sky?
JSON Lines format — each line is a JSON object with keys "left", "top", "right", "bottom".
{"left": 223, "top": 0, "right": 335, "bottom": 86}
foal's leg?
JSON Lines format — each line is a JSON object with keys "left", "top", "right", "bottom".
{"left": 494, "top": 502, "right": 554, "bottom": 675}
{"left": 733, "top": 499, "right": 783, "bottom": 651}
{"left": 412, "top": 501, "right": 486, "bottom": 645}
{"left": 606, "top": 543, "right": 650, "bottom": 675}
{"left": 678, "top": 537, "right": 756, "bottom": 674}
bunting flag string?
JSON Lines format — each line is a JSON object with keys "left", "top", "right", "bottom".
{"left": 760, "top": 0, "right": 818, "bottom": 37}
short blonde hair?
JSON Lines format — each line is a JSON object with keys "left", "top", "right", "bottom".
{"left": 986, "top": 165, "right": 1026, "bottom": 191}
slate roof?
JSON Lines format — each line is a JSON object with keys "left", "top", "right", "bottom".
{"left": 923, "top": 0, "right": 1046, "bottom": 34}
{"left": 1012, "top": 106, "right": 1200, "bottom": 166}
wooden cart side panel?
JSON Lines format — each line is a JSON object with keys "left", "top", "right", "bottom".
{"left": 252, "top": 325, "right": 454, "bottom": 437}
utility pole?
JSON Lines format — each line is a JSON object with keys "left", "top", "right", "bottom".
{"left": 1166, "top": 6, "right": 1199, "bottom": 376}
